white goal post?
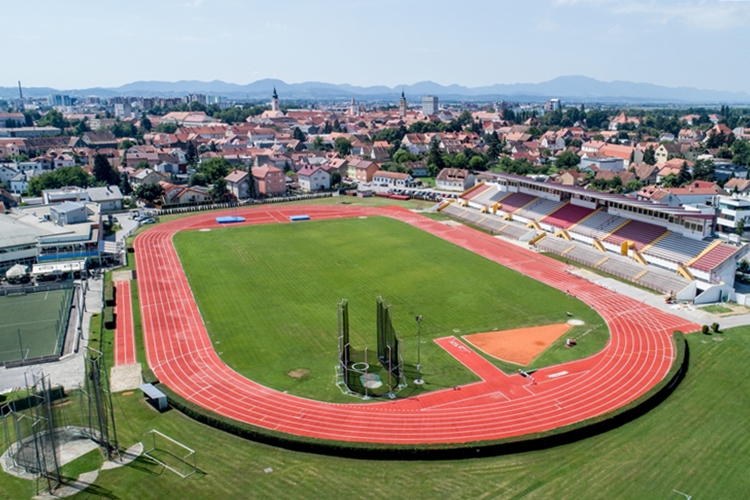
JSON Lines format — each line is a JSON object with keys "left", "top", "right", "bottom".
{"left": 142, "top": 429, "right": 197, "bottom": 478}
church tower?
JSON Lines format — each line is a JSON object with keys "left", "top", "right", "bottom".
{"left": 399, "top": 90, "right": 407, "bottom": 118}
{"left": 350, "top": 97, "right": 358, "bottom": 116}
{"left": 271, "top": 87, "right": 280, "bottom": 113}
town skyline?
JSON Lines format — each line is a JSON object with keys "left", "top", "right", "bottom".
{"left": 3, "top": 0, "right": 750, "bottom": 93}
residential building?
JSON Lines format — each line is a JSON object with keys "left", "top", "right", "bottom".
{"left": 372, "top": 170, "right": 413, "bottom": 187}
{"left": 87, "top": 186, "right": 124, "bottom": 212}
{"left": 225, "top": 169, "right": 251, "bottom": 199}
{"left": 436, "top": 168, "right": 475, "bottom": 192}
{"left": 252, "top": 165, "right": 286, "bottom": 197}
{"left": 297, "top": 166, "right": 330, "bottom": 192}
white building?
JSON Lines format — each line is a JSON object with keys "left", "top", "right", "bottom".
{"left": 436, "top": 168, "right": 475, "bottom": 192}
{"left": 297, "top": 166, "right": 330, "bottom": 192}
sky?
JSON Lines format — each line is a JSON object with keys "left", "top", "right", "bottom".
{"left": 3, "top": 0, "right": 750, "bottom": 92}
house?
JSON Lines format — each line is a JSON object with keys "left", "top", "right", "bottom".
{"left": 580, "top": 155, "right": 624, "bottom": 172}
{"left": 252, "top": 165, "right": 286, "bottom": 197}
{"left": 608, "top": 112, "right": 641, "bottom": 130}
{"left": 595, "top": 169, "right": 634, "bottom": 185}
{"left": 130, "top": 168, "right": 169, "bottom": 186}
{"left": 81, "top": 131, "right": 118, "bottom": 149}
{"left": 436, "top": 168, "right": 474, "bottom": 192}
{"left": 401, "top": 134, "right": 431, "bottom": 154}
{"left": 347, "top": 159, "right": 379, "bottom": 183}
{"left": 372, "top": 170, "right": 413, "bottom": 187}
{"left": 665, "top": 181, "right": 727, "bottom": 206}
{"left": 297, "top": 166, "right": 330, "bottom": 192}
{"left": 166, "top": 186, "right": 212, "bottom": 205}
{"left": 599, "top": 144, "right": 642, "bottom": 167}
{"left": 0, "top": 163, "right": 19, "bottom": 186}
{"left": 724, "top": 177, "right": 750, "bottom": 196}
{"left": 632, "top": 163, "right": 659, "bottom": 185}
{"left": 225, "top": 169, "right": 251, "bottom": 199}
{"left": 403, "top": 161, "right": 429, "bottom": 177}
{"left": 87, "top": 185, "right": 124, "bottom": 212}
{"left": 556, "top": 169, "right": 585, "bottom": 186}
{"left": 654, "top": 143, "right": 682, "bottom": 164}
{"left": 42, "top": 186, "right": 89, "bottom": 204}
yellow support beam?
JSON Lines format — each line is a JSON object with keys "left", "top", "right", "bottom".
{"left": 436, "top": 200, "right": 454, "bottom": 212}
{"left": 640, "top": 230, "right": 671, "bottom": 254}
{"left": 568, "top": 206, "right": 603, "bottom": 232}
{"left": 593, "top": 239, "right": 606, "bottom": 252}
{"left": 526, "top": 220, "right": 542, "bottom": 230}
{"left": 554, "top": 229, "right": 572, "bottom": 240}
{"left": 503, "top": 213, "right": 513, "bottom": 221}
{"left": 594, "top": 256, "right": 610, "bottom": 267}
{"left": 685, "top": 239, "right": 723, "bottom": 268}
{"left": 562, "top": 245, "right": 576, "bottom": 255}
{"left": 529, "top": 232, "right": 546, "bottom": 245}
{"left": 677, "top": 264, "right": 695, "bottom": 281}
{"left": 480, "top": 206, "right": 488, "bottom": 213}
{"left": 633, "top": 269, "right": 649, "bottom": 280}
{"left": 632, "top": 250, "right": 648, "bottom": 266}
{"left": 477, "top": 216, "right": 488, "bottom": 224}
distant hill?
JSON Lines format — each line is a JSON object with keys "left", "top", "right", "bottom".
{"left": 2, "top": 75, "right": 749, "bottom": 104}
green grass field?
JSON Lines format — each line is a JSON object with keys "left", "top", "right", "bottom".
{"left": 173, "top": 216, "right": 606, "bottom": 402}
{"left": 3, "top": 327, "right": 750, "bottom": 499}
{"left": 0, "top": 288, "right": 72, "bottom": 363}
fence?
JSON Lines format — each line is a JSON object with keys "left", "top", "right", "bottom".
{"left": 155, "top": 192, "right": 332, "bottom": 216}
{"left": 0, "top": 281, "right": 74, "bottom": 297}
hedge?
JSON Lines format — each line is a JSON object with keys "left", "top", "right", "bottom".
{"left": 103, "top": 308, "right": 115, "bottom": 330}
{"left": 154, "top": 331, "right": 688, "bottom": 460}
{"left": 104, "top": 280, "right": 115, "bottom": 307}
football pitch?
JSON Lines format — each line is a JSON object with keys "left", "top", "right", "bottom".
{"left": 0, "top": 288, "right": 72, "bottom": 364}
{"left": 173, "top": 216, "right": 607, "bottom": 402}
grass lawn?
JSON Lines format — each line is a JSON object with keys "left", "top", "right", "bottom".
{"left": 173, "top": 216, "right": 606, "bottom": 403}
{"left": 3, "top": 327, "right": 750, "bottom": 499}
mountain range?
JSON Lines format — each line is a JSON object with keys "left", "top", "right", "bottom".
{"left": 2, "top": 75, "right": 749, "bottom": 104}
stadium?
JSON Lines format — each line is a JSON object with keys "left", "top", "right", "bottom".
{"left": 130, "top": 203, "right": 699, "bottom": 449}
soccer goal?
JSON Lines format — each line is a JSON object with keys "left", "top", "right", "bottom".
{"left": 142, "top": 429, "right": 197, "bottom": 478}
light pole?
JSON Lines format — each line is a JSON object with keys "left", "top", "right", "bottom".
{"left": 414, "top": 315, "right": 424, "bottom": 385}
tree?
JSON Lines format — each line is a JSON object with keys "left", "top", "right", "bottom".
{"left": 711, "top": 322, "right": 720, "bottom": 333}
{"left": 155, "top": 122, "right": 178, "bottom": 134}
{"left": 73, "top": 117, "right": 90, "bottom": 136}
{"left": 119, "top": 174, "right": 133, "bottom": 196}
{"left": 692, "top": 158, "right": 715, "bottom": 182}
{"left": 198, "top": 157, "right": 231, "bottom": 184}
{"left": 134, "top": 182, "right": 165, "bottom": 204}
{"left": 392, "top": 149, "right": 419, "bottom": 164}
{"left": 469, "top": 155, "right": 487, "bottom": 172}
{"left": 312, "top": 136, "right": 325, "bottom": 151}
{"left": 736, "top": 217, "right": 746, "bottom": 236}
{"left": 334, "top": 137, "right": 352, "bottom": 157}
{"left": 625, "top": 179, "right": 643, "bottom": 192}
{"left": 677, "top": 162, "right": 692, "bottom": 186}
{"left": 701, "top": 325, "right": 710, "bottom": 335}
{"left": 26, "top": 167, "right": 93, "bottom": 196}
{"left": 292, "top": 127, "right": 306, "bottom": 142}
{"left": 186, "top": 141, "right": 198, "bottom": 166}
{"left": 140, "top": 115, "right": 152, "bottom": 132}
{"left": 426, "top": 138, "right": 445, "bottom": 176}
{"left": 210, "top": 178, "right": 230, "bottom": 201}
{"left": 93, "top": 153, "right": 119, "bottom": 185}
{"left": 556, "top": 150, "right": 581, "bottom": 169}
{"left": 731, "top": 139, "right": 750, "bottom": 166}
{"left": 118, "top": 139, "right": 135, "bottom": 150}
{"left": 661, "top": 173, "right": 679, "bottom": 188}
{"left": 643, "top": 146, "right": 657, "bottom": 165}
{"left": 330, "top": 171, "right": 342, "bottom": 189}
{"left": 37, "top": 109, "right": 68, "bottom": 129}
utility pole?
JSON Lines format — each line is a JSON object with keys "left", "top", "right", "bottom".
{"left": 414, "top": 315, "right": 424, "bottom": 385}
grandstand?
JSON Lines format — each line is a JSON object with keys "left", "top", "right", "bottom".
{"left": 643, "top": 233, "right": 712, "bottom": 264}
{"left": 497, "top": 192, "right": 537, "bottom": 214}
{"left": 471, "top": 186, "right": 509, "bottom": 207}
{"left": 689, "top": 244, "right": 742, "bottom": 273}
{"left": 604, "top": 220, "right": 669, "bottom": 251}
{"left": 569, "top": 211, "right": 629, "bottom": 240}
{"left": 514, "top": 198, "right": 566, "bottom": 222}
{"left": 541, "top": 204, "right": 597, "bottom": 230}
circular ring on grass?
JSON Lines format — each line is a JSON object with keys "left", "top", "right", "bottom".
{"left": 351, "top": 362, "right": 370, "bottom": 373}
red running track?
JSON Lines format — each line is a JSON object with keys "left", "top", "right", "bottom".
{"left": 134, "top": 205, "right": 700, "bottom": 444}
{"left": 114, "top": 280, "right": 136, "bottom": 366}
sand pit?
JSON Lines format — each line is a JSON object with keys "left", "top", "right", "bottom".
{"left": 463, "top": 323, "right": 573, "bottom": 366}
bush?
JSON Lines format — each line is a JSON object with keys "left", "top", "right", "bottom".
{"left": 103, "top": 308, "right": 115, "bottom": 329}
{"left": 104, "top": 280, "right": 115, "bottom": 306}
{"left": 702, "top": 325, "right": 710, "bottom": 335}
{"left": 711, "top": 322, "right": 720, "bottom": 333}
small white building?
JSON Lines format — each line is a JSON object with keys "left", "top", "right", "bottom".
{"left": 87, "top": 186, "right": 124, "bottom": 212}
{"left": 297, "top": 166, "right": 330, "bottom": 192}
{"left": 435, "top": 168, "right": 475, "bottom": 192}
{"left": 372, "top": 170, "right": 413, "bottom": 187}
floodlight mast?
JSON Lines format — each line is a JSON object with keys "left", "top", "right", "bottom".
{"left": 414, "top": 315, "right": 424, "bottom": 385}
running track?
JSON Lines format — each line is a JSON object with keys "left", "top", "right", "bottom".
{"left": 114, "top": 280, "right": 136, "bottom": 366}
{"left": 134, "top": 205, "right": 700, "bottom": 444}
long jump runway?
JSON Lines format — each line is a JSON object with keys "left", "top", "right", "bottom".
{"left": 134, "top": 205, "right": 699, "bottom": 444}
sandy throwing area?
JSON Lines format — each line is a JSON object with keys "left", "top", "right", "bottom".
{"left": 463, "top": 323, "right": 572, "bottom": 365}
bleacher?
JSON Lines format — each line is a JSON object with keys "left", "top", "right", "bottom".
{"left": 635, "top": 272, "right": 690, "bottom": 294}
{"left": 535, "top": 236, "right": 575, "bottom": 255}
{"left": 570, "top": 211, "right": 628, "bottom": 240}
{"left": 604, "top": 220, "right": 669, "bottom": 251}
{"left": 460, "top": 210, "right": 488, "bottom": 225}
{"left": 514, "top": 198, "right": 566, "bottom": 222}
{"left": 496, "top": 224, "right": 532, "bottom": 240}
{"left": 497, "top": 192, "right": 537, "bottom": 214}
{"left": 479, "top": 216, "right": 510, "bottom": 232}
{"left": 598, "top": 258, "right": 644, "bottom": 280}
{"left": 566, "top": 245, "right": 608, "bottom": 268}
{"left": 471, "top": 186, "right": 508, "bottom": 207}
{"left": 461, "top": 183, "right": 493, "bottom": 202}
{"left": 643, "top": 233, "right": 711, "bottom": 264}
{"left": 541, "top": 204, "right": 596, "bottom": 230}
{"left": 441, "top": 204, "right": 466, "bottom": 217}
{"left": 689, "top": 243, "right": 740, "bottom": 272}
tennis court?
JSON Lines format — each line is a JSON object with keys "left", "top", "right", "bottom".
{"left": 0, "top": 287, "right": 74, "bottom": 364}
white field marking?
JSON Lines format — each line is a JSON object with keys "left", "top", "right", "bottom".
{"left": 547, "top": 371, "right": 569, "bottom": 379}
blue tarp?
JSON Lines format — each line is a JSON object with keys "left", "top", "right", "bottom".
{"left": 216, "top": 216, "right": 246, "bottom": 224}
{"left": 289, "top": 215, "right": 310, "bottom": 221}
